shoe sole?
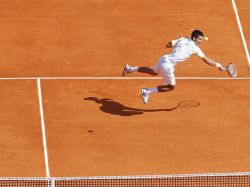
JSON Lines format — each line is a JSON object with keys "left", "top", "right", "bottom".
{"left": 141, "top": 88, "right": 147, "bottom": 104}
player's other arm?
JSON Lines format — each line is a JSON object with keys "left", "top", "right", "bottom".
{"left": 166, "top": 41, "right": 172, "bottom": 48}
{"left": 166, "top": 38, "right": 180, "bottom": 48}
{"left": 201, "top": 56, "right": 225, "bottom": 71}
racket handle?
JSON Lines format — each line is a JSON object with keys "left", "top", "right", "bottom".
{"left": 219, "top": 66, "right": 226, "bottom": 72}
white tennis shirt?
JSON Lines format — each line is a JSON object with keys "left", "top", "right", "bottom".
{"left": 167, "top": 37, "right": 205, "bottom": 65}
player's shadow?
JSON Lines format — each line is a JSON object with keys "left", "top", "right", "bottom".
{"left": 84, "top": 97, "right": 200, "bottom": 116}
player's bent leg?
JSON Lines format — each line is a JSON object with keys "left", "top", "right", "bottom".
{"left": 141, "top": 85, "right": 175, "bottom": 104}
{"left": 141, "top": 88, "right": 150, "bottom": 104}
{"left": 138, "top": 67, "right": 158, "bottom": 76}
{"left": 157, "top": 85, "right": 175, "bottom": 92}
{"left": 122, "top": 64, "right": 158, "bottom": 76}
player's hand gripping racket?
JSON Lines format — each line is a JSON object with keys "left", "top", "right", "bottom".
{"left": 225, "top": 63, "right": 237, "bottom": 77}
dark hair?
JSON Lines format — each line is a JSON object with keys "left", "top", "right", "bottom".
{"left": 191, "top": 30, "right": 204, "bottom": 39}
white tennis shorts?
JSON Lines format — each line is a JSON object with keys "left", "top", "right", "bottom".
{"left": 152, "top": 55, "right": 176, "bottom": 85}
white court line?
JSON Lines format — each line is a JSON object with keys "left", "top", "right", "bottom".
{"left": 0, "top": 171, "right": 249, "bottom": 180}
{"left": 0, "top": 76, "right": 249, "bottom": 80}
{"left": 37, "top": 78, "right": 50, "bottom": 178}
{"left": 232, "top": 0, "right": 250, "bottom": 66}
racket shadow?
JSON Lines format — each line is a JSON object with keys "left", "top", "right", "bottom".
{"left": 84, "top": 97, "right": 200, "bottom": 116}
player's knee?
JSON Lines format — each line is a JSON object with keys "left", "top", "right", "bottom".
{"left": 152, "top": 71, "right": 158, "bottom": 76}
{"left": 157, "top": 85, "right": 175, "bottom": 92}
{"left": 138, "top": 67, "right": 158, "bottom": 76}
{"left": 149, "top": 68, "right": 158, "bottom": 76}
{"left": 168, "top": 85, "right": 175, "bottom": 90}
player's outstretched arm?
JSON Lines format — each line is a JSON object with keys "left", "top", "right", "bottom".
{"left": 201, "top": 56, "right": 226, "bottom": 71}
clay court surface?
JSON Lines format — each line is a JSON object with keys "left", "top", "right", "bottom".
{"left": 0, "top": 0, "right": 249, "bottom": 177}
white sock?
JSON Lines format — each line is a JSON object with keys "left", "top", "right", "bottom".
{"left": 130, "top": 66, "right": 139, "bottom": 72}
{"left": 147, "top": 87, "right": 158, "bottom": 94}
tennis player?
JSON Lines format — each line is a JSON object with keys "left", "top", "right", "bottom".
{"left": 122, "top": 30, "right": 226, "bottom": 104}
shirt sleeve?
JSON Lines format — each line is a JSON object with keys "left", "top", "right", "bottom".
{"left": 194, "top": 46, "right": 205, "bottom": 58}
{"left": 171, "top": 39, "right": 179, "bottom": 47}
{"left": 171, "top": 38, "right": 182, "bottom": 47}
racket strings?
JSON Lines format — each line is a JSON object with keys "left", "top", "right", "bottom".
{"left": 227, "top": 63, "right": 237, "bottom": 77}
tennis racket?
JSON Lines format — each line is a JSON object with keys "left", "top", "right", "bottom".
{"left": 225, "top": 63, "right": 237, "bottom": 77}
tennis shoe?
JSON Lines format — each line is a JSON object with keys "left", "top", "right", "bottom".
{"left": 122, "top": 64, "right": 132, "bottom": 77}
{"left": 141, "top": 88, "right": 150, "bottom": 104}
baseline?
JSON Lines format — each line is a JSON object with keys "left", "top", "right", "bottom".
{"left": 0, "top": 77, "right": 249, "bottom": 80}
